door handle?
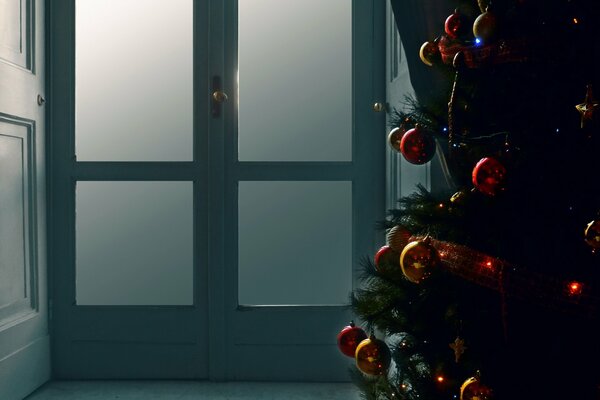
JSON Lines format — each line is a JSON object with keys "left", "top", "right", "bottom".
{"left": 212, "top": 91, "right": 228, "bottom": 103}
{"left": 373, "top": 102, "right": 387, "bottom": 113}
{"left": 211, "top": 76, "right": 228, "bottom": 117}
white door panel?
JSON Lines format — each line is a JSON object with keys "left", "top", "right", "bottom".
{"left": 0, "top": 0, "right": 49, "bottom": 398}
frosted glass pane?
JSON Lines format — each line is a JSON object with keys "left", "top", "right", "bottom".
{"left": 76, "top": 181, "right": 194, "bottom": 305}
{"left": 238, "top": 181, "right": 352, "bottom": 305}
{"left": 76, "top": 0, "right": 193, "bottom": 161}
{"left": 238, "top": 0, "right": 352, "bottom": 161}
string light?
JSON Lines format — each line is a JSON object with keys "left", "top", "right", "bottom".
{"left": 567, "top": 281, "right": 583, "bottom": 296}
{"left": 475, "top": 38, "right": 482, "bottom": 45}
{"left": 573, "top": 17, "right": 579, "bottom": 24}
{"left": 436, "top": 375, "right": 445, "bottom": 383}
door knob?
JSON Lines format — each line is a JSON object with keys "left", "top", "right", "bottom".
{"left": 212, "top": 90, "right": 229, "bottom": 103}
{"left": 373, "top": 102, "right": 387, "bottom": 113}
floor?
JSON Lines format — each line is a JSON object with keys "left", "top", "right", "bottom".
{"left": 25, "top": 381, "right": 361, "bottom": 400}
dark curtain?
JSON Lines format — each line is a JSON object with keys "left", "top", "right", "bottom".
{"left": 389, "top": 0, "right": 489, "bottom": 107}
{"left": 389, "top": 0, "right": 457, "bottom": 104}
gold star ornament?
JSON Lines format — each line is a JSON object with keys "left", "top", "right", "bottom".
{"left": 449, "top": 337, "right": 467, "bottom": 363}
{"left": 575, "top": 84, "right": 599, "bottom": 129}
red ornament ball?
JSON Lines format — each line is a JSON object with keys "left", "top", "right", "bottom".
{"left": 337, "top": 321, "right": 368, "bottom": 358}
{"left": 445, "top": 9, "right": 467, "bottom": 39}
{"left": 400, "top": 125, "right": 436, "bottom": 165}
{"left": 472, "top": 157, "right": 506, "bottom": 196}
{"left": 374, "top": 245, "right": 400, "bottom": 273}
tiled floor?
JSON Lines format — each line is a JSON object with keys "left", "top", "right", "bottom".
{"left": 26, "top": 381, "right": 361, "bottom": 400}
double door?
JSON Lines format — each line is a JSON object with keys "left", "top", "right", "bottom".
{"left": 50, "top": 0, "right": 384, "bottom": 380}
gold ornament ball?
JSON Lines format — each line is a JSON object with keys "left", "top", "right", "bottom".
{"left": 460, "top": 373, "right": 494, "bottom": 400}
{"left": 450, "top": 190, "right": 469, "bottom": 206}
{"left": 477, "top": 0, "right": 491, "bottom": 13}
{"left": 419, "top": 40, "right": 440, "bottom": 67}
{"left": 473, "top": 10, "right": 497, "bottom": 42}
{"left": 355, "top": 336, "right": 391, "bottom": 376}
{"left": 386, "top": 225, "right": 412, "bottom": 252}
{"left": 399, "top": 239, "right": 439, "bottom": 283}
{"left": 388, "top": 127, "right": 405, "bottom": 152}
{"left": 584, "top": 219, "right": 600, "bottom": 250}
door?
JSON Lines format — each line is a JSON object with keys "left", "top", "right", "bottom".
{"left": 0, "top": 0, "right": 50, "bottom": 398}
{"left": 220, "top": 0, "right": 385, "bottom": 380}
{"left": 50, "top": 0, "right": 209, "bottom": 378}
{"left": 49, "top": 0, "right": 384, "bottom": 380}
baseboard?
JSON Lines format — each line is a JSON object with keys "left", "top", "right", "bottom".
{"left": 0, "top": 336, "right": 51, "bottom": 400}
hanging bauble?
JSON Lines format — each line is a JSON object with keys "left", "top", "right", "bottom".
{"left": 575, "top": 84, "right": 599, "bottom": 129}
{"left": 386, "top": 225, "right": 412, "bottom": 252}
{"left": 445, "top": 9, "right": 468, "bottom": 39}
{"left": 584, "top": 219, "right": 600, "bottom": 251}
{"left": 460, "top": 371, "right": 494, "bottom": 400}
{"left": 374, "top": 245, "right": 400, "bottom": 273}
{"left": 472, "top": 157, "right": 506, "bottom": 196}
{"left": 473, "top": 8, "right": 498, "bottom": 43}
{"left": 337, "top": 321, "right": 368, "bottom": 358}
{"left": 355, "top": 335, "right": 392, "bottom": 376}
{"left": 450, "top": 190, "right": 470, "bottom": 206}
{"left": 419, "top": 40, "right": 440, "bottom": 67}
{"left": 477, "top": 0, "right": 491, "bottom": 13}
{"left": 400, "top": 125, "right": 436, "bottom": 165}
{"left": 388, "top": 126, "right": 407, "bottom": 152}
{"left": 399, "top": 238, "right": 439, "bottom": 283}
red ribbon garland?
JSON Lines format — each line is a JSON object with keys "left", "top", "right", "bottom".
{"left": 438, "top": 36, "right": 530, "bottom": 68}
{"left": 420, "top": 237, "right": 598, "bottom": 320}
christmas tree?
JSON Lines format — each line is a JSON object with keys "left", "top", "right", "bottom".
{"left": 336, "top": 1, "right": 599, "bottom": 399}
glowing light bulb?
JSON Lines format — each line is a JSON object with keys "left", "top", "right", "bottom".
{"left": 436, "top": 375, "right": 445, "bottom": 383}
{"left": 567, "top": 281, "right": 583, "bottom": 296}
{"left": 573, "top": 18, "right": 579, "bottom": 24}
{"left": 475, "top": 38, "right": 482, "bottom": 45}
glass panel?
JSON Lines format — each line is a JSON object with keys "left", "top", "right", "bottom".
{"left": 76, "top": 181, "right": 194, "bottom": 305}
{"left": 75, "top": 0, "right": 193, "bottom": 161}
{"left": 238, "top": 181, "right": 352, "bottom": 305}
{"left": 238, "top": 0, "right": 352, "bottom": 161}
